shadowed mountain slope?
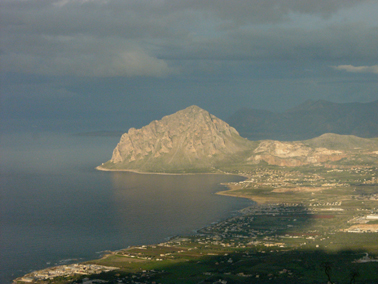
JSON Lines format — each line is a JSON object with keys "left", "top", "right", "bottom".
{"left": 227, "top": 100, "right": 378, "bottom": 141}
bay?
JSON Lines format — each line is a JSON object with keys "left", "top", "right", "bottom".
{"left": 0, "top": 131, "right": 252, "bottom": 283}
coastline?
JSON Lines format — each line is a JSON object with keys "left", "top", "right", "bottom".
{"left": 14, "top": 171, "right": 251, "bottom": 283}
{"left": 95, "top": 165, "right": 243, "bottom": 177}
{"left": 97, "top": 165, "right": 254, "bottom": 201}
{"left": 95, "top": 166, "right": 200, "bottom": 175}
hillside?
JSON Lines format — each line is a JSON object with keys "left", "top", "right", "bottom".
{"left": 246, "top": 133, "right": 378, "bottom": 167}
{"left": 305, "top": 133, "right": 378, "bottom": 150}
{"left": 227, "top": 100, "right": 378, "bottom": 141}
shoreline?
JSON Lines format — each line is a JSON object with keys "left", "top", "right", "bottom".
{"left": 97, "top": 165, "right": 254, "bottom": 201}
{"left": 95, "top": 166, "right": 202, "bottom": 175}
{"left": 95, "top": 165, "right": 245, "bottom": 177}
{"left": 14, "top": 172, "right": 252, "bottom": 283}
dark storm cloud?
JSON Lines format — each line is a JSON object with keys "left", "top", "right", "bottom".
{"left": 173, "top": 0, "right": 367, "bottom": 24}
{"left": 162, "top": 23, "right": 378, "bottom": 62}
{"left": 1, "top": 0, "right": 377, "bottom": 77}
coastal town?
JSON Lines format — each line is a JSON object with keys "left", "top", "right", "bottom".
{"left": 16, "top": 264, "right": 118, "bottom": 283}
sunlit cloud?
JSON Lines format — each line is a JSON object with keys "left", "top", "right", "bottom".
{"left": 332, "top": 65, "right": 378, "bottom": 74}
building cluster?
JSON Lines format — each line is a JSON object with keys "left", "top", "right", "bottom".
{"left": 229, "top": 168, "right": 333, "bottom": 192}
{"left": 343, "top": 224, "right": 378, "bottom": 233}
{"left": 355, "top": 193, "right": 378, "bottom": 201}
{"left": 363, "top": 176, "right": 377, "bottom": 184}
{"left": 309, "top": 202, "right": 342, "bottom": 207}
{"left": 17, "top": 264, "right": 117, "bottom": 283}
{"left": 232, "top": 167, "right": 377, "bottom": 192}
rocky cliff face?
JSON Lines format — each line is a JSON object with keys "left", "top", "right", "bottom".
{"left": 101, "top": 105, "right": 253, "bottom": 172}
{"left": 249, "top": 140, "right": 347, "bottom": 167}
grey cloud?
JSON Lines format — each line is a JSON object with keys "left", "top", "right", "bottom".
{"left": 2, "top": 82, "right": 77, "bottom": 99}
{"left": 1, "top": 0, "right": 189, "bottom": 38}
{"left": 161, "top": 23, "right": 378, "bottom": 63}
{"left": 164, "top": 0, "right": 371, "bottom": 24}
{"left": 174, "top": 0, "right": 376, "bottom": 28}
{"left": 1, "top": 0, "right": 376, "bottom": 77}
{"left": 2, "top": 33, "right": 176, "bottom": 77}
{"left": 4, "top": 0, "right": 370, "bottom": 36}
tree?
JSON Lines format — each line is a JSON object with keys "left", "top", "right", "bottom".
{"left": 320, "top": 262, "right": 333, "bottom": 284}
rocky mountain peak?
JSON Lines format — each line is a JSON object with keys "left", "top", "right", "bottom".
{"left": 100, "top": 106, "right": 252, "bottom": 172}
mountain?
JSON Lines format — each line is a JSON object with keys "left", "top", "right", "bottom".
{"left": 227, "top": 100, "right": 378, "bottom": 141}
{"left": 98, "top": 105, "right": 254, "bottom": 172}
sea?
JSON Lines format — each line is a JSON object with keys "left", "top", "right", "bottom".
{"left": 0, "top": 130, "right": 252, "bottom": 283}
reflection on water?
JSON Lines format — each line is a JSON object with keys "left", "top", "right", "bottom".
{"left": 0, "top": 131, "right": 252, "bottom": 283}
{"left": 1, "top": 170, "right": 251, "bottom": 283}
{"left": 110, "top": 172, "right": 251, "bottom": 244}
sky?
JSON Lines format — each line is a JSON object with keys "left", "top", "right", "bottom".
{"left": 1, "top": 0, "right": 378, "bottom": 132}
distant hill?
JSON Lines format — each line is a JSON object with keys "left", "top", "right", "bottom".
{"left": 304, "top": 133, "right": 378, "bottom": 150}
{"left": 98, "top": 105, "right": 254, "bottom": 172}
{"left": 227, "top": 100, "right": 378, "bottom": 141}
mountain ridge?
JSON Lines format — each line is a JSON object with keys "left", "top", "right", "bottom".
{"left": 227, "top": 100, "right": 378, "bottom": 141}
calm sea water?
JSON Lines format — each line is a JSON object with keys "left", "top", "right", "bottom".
{"left": 0, "top": 131, "right": 251, "bottom": 283}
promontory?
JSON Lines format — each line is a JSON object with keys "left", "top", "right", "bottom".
{"left": 96, "top": 105, "right": 254, "bottom": 173}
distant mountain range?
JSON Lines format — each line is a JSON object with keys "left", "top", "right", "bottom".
{"left": 227, "top": 100, "right": 378, "bottom": 141}
{"left": 98, "top": 105, "right": 378, "bottom": 173}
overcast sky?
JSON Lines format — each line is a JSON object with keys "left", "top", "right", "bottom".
{"left": 1, "top": 0, "right": 378, "bottom": 132}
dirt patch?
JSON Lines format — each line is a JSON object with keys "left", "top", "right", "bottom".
{"left": 272, "top": 187, "right": 330, "bottom": 193}
{"left": 343, "top": 224, "right": 378, "bottom": 232}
